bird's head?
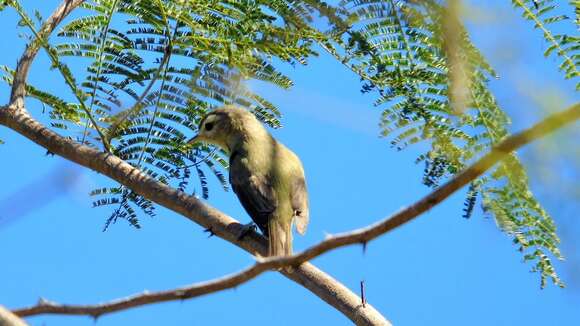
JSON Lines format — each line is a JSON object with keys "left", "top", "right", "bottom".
{"left": 187, "top": 106, "right": 264, "bottom": 152}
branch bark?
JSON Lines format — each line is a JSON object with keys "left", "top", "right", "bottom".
{"left": 9, "top": 102, "right": 580, "bottom": 320}
{"left": 0, "top": 305, "right": 28, "bottom": 326}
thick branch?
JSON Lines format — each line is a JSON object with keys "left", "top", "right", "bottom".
{"left": 9, "top": 102, "right": 580, "bottom": 320}
{"left": 0, "top": 305, "right": 28, "bottom": 326}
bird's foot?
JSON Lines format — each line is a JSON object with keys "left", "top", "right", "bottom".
{"left": 237, "top": 222, "right": 257, "bottom": 241}
{"left": 203, "top": 227, "right": 216, "bottom": 238}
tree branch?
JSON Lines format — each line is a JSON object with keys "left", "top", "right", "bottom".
{"left": 9, "top": 0, "right": 85, "bottom": 108}
{"left": 0, "top": 305, "right": 28, "bottom": 326}
{"left": 9, "top": 102, "right": 579, "bottom": 320}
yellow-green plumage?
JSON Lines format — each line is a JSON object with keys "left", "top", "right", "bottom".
{"left": 188, "top": 106, "right": 309, "bottom": 256}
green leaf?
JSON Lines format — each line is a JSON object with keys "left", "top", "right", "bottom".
{"left": 331, "top": 0, "right": 565, "bottom": 287}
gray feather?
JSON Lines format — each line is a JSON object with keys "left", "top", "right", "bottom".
{"left": 229, "top": 150, "right": 277, "bottom": 235}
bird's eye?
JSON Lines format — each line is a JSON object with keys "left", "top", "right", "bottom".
{"left": 205, "top": 122, "right": 214, "bottom": 131}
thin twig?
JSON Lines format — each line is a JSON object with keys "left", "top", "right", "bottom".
{"left": 106, "top": 4, "right": 178, "bottom": 141}
{"left": 8, "top": 0, "right": 111, "bottom": 152}
{"left": 105, "top": 50, "right": 171, "bottom": 140}
{"left": 9, "top": 0, "right": 86, "bottom": 107}
{"left": 81, "top": 0, "right": 120, "bottom": 145}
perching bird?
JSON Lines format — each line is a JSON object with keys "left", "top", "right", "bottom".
{"left": 188, "top": 105, "right": 309, "bottom": 256}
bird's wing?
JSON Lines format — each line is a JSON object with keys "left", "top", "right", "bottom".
{"left": 291, "top": 176, "right": 309, "bottom": 235}
{"left": 229, "top": 153, "right": 277, "bottom": 235}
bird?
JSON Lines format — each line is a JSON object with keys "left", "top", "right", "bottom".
{"left": 188, "top": 105, "right": 309, "bottom": 256}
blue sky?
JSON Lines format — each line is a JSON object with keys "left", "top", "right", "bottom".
{"left": 0, "top": 1, "right": 579, "bottom": 325}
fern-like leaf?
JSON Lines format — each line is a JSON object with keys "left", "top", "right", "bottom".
{"left": 330, "top": 0, "right": 565, "bottom": 287}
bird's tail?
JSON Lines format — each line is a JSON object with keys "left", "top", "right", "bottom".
{"left": 268, "top": 218, "right": 292, "bottom": 256}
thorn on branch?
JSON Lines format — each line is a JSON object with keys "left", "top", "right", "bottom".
{"left": 361, "top": 241, "right": 367, "bottom": 255}
{"left": 360, "top": 280, "right": 366, "bottom": 308}
{"left": 37, "top": 297, "right": 50, "bottom": 306}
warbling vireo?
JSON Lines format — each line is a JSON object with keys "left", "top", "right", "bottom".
{"left": 188, "top": 105, "right": 309, "bottom": 256}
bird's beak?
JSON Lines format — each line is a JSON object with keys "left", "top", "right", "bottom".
{"left": 187, "top": 134, "right": 200, "bottom": 145}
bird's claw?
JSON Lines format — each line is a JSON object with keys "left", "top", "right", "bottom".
{"left": 203, "top": 227, "right": 216, "bottom": 238}
{"left": 237, "top": 223, "right": 257, "bottom": 241}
